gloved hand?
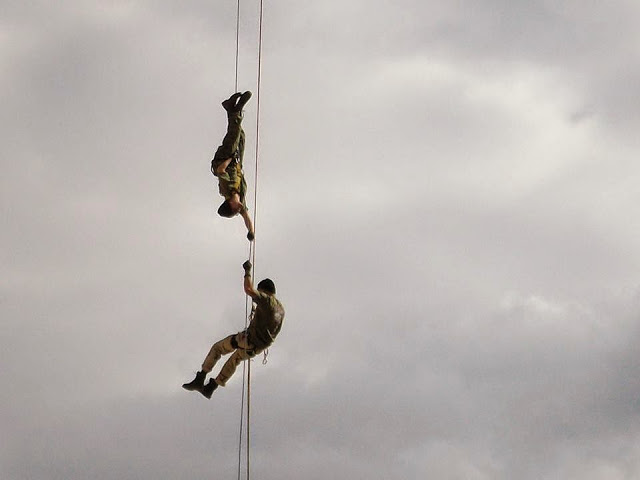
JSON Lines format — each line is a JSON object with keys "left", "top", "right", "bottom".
{"left": 247, "top": 231, "right": 255, "bottom": 241}
{"left": 243, "top": 260, "right": 252, "bottom": 273}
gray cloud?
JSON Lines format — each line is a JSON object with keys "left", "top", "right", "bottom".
{"left": 3, "top": 1, "right": 640, "bottom": 479}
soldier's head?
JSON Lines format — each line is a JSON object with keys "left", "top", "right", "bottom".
{"left": 217, "top": 199, "right": 243, "bottom": 218}
{"left": 257, "top": 278, "right": 276, "bottom": 295}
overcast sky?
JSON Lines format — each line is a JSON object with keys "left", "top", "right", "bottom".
{"left": 2, "top": 1, "right": 640, "bottom": 479}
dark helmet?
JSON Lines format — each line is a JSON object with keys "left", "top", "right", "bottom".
{"left": 257, "top": 278, "right": 276, "bottom": 294}
{"left": 217, "top": 200, "right": 235, "bottom": 218}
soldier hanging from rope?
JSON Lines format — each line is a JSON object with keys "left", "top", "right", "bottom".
{"left": 211, "top": 91, "right": 255, "bottom": 241}
{"left": 182, "top": 260, "right": 285, "bottom": 398}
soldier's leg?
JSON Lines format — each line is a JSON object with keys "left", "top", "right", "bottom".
{"left": 221, "top": 92, "right": 242, "bottom": 111}
{"left": 236, "top": 128, "right": 245, "bottom": 165}
{"left": 214, "top": 349, "right": 252, "bottom": 387}
{"left": 201, "top": 334, "right": 237, "bottom": 374}
{"left": 214, "top": 333, "right": 262, "bottom": 386}
{"left": 217, "top": 111, "right": 244, "bottom": 159}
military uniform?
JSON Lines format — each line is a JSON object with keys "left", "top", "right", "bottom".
{"left": 211, "top": 109, "right": 248, "bottom": 207}
{"left": 201, "top": 292, "right": 285, "bottom": 386}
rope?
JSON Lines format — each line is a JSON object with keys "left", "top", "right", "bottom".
{"left": 236, "top": 1, "right": 265, "bottom": 480}
{"left": 234, "top": 0, "right": 240, "bottom": 92}
{"left": 236, "top": 360, "right": 245, "bottom": 480}
{"left": 251, "top": 0, "right": 264, "bottom": 266}
{"left": 246, "top": 351, "right": 252, "bottom": 479}
{"left": 244, "top": 2, "right": 264, "bottom": 479}
{"left": 232, "top": 3, "right": 246, "bottom": 479}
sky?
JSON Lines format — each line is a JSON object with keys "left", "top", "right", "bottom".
{"left": 2, "top": 1, "right": 640, "bottom": 479}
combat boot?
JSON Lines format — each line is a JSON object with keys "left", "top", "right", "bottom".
{"left": 221, "top": 92, "right": 242, "bottom": 112}
{"left": 235, "top": 91, "right": 252, "bottom": 110}
{"left": 200, "top": 379, "right": 219, "bottom": 399}
{"left": 182, "top": 371, "right": 206, "bottom": 392}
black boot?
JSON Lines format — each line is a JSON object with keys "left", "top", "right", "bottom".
{"left": 235, "top": 91, "right": 252, "bottom": 111}
{"left": 200, "top": 379, "right": 219, "bottom": 399}
{"left": 182, "top": 371, "right": 206, "bottom": 392}
{"left": 221, "top": 92, "right": 242, "bottom": 112}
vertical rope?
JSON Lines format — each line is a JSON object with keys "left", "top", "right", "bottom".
{"left": 251, "top": 0, "right": 263, "bottom": 270}
{"left": 236, "top": 360, "right": 245, "bottom": 480}
{"left": 234, "top": 3, "right": 244, "bottom": 479}
{"left": 240, "top": 249, "right": 253, "bottom": 480}
{"left": 245, "top": 2, "right": 264, "bottom": 480}
{"left": 246, "top": 354, "right": 252, "bottom": 480}
{"left": 234, "top": 0, "right": 240, "bottom": 92}
{"left": 233, "top": 1, "right": 264, "bottom": 479}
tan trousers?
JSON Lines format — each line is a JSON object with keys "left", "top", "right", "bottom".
{"left": 201, "top": 332, "right": 262, "bottom": 387}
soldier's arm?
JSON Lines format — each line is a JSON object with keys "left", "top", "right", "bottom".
{"left": 214, "top": 157, "right": 233, "bottom": 176}
{"left": 240, "top": 208, "right": 255, "bottom": 241}
{"left": 243, "top": 262, "right": 259, "bottom": 299}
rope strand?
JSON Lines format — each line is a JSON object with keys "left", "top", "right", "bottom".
{"left": 234, "top": 0, "right": 240, "bottom": 92}
{"left": 244, "top": 3, "right": 263, "bottom": 479}
{"left": 236, "top": 1, "right": 264, "bottom": 479}
{"left": 234, "top": 3, "right": 246, "bottom": 480}
{"left": 236, "top": 360, "right": 245, "bottom": 480}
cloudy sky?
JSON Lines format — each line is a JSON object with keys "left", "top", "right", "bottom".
{"left": 3, "top": 1, "right": 640, "bottom": 479}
